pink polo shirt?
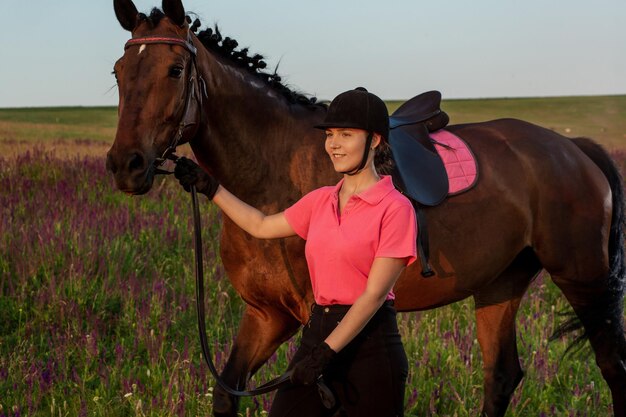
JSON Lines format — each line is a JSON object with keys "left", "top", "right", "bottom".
{"left": 284, "top": 175, "right": 417, "bottom": 305}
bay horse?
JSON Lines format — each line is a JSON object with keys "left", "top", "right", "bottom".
{"left": 106, "top": 0, "right": 626, "bottom": 415}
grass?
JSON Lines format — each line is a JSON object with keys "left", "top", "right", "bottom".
{"left": 1, "top": 95, "right": 625, "bottom": 149}
{"left": 0, "top": 148, "right": 619, "bottom": 415}
{"left": 393, "top": 95, "right": 626, "bottom": 148}
{"left": 0, "top": 107, "right": 117, "bottom": 128}
{"left": 0, "top": 107, "right": 117, "bottom": 146}
{"left": 0, "top": 150, "right": 229, "bottom": 416}
{"left": 1, "top": 98, "right": 625, "bottom": 416}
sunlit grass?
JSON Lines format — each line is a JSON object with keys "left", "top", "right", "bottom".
{"left": 2, "top": 96, "right": 625, "bottom": 148}
{"left": 1, "top": 100, "right": 625, "bottom": 415}
{"left": 1, "top": 146, "right": 624, "bottom": 416}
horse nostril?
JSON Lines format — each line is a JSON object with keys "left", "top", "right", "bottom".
{"left": 106, "top": 152, "right": 118, "bottom": 174}
{"left": 127, "top": 152, "right": 146, "bottom": 173}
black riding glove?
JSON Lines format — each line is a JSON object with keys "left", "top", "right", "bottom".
{"left": 174, "top": 156, "right": 220, "bottom": 199}
{"left": 290, "top": 342, "right": 336, "bottom": 386}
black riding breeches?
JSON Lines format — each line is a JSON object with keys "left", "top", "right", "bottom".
{"left": 269, "top": 301, "right": 408, "bottom": 417}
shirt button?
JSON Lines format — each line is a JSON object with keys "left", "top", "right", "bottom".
{"left": 324, "top": 307, "right": 330, "bottom": 313}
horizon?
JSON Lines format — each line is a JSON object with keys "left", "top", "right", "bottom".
{"left": 2, "top": 0, "right": 625, "bottom": 107}
{"left": 2, "top": 93, "right": 626, "bottom": 111}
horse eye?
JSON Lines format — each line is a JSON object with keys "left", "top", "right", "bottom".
{"left": 169, "top": 66, "right": 184, "bottom": 78}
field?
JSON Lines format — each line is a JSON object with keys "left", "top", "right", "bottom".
{"left": 1, "top": 96, "right": 626, "bottom": 416}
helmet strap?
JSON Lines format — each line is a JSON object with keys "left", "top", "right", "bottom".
{"left": 341, "top": 132, "right": 374, "bottom": 176}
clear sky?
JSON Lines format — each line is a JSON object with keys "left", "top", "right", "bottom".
{"left": 1, "top": 0, "right": 625, "bottom": 107}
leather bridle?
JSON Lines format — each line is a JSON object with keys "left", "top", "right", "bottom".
{"left": 124, "top": 34, "right": 206, "bottom": 169}
{"left": 122, "top": 33, "right": 335, "bottom": 406}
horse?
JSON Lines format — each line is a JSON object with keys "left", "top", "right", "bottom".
{"left": 106, "top": 1, "right": 626, "bottom": 416}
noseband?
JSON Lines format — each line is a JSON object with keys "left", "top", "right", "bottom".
{"left": 124, "top": 34, "right": 207, "bottom": 167}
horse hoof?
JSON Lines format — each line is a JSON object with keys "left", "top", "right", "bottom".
{"left": 212, "top": 387, "right": 237, "bottom": 417}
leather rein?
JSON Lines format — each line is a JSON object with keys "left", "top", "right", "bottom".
{"left": 124, "top": 35, "right": 335, "bottom": 406}
{"left": 124, "top": 35, "right": 295, "bottom": 398}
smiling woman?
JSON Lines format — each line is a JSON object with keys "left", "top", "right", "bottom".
{"left": 315, "top": 87, "right": 396, "bottom": 177}
{"left": 324, "top": 128, "right": 395, "bottom": 176}
{"left": 106, "top": 1, "right": 626, "bottom": 416}
{"left": 172, "top": 87, "right": 416, "bottom": 417}
{"left": 324, "top": 128, "right": 373, "bottom": 173}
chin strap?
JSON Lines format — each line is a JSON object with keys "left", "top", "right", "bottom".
{"left": 340, "top": 132, "right": 374, "bottom": 176}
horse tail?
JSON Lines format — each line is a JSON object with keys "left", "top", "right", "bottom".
{"left": 551, "top": 137, "right": 626, "bottom": 352}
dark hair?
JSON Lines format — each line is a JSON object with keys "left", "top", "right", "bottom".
{"left": 375, "top": 140, "right": 394, "bottom": 175}
{"left": 139, "top": 8, "right": 324, "bottom": 109}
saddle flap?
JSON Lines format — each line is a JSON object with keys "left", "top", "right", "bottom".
{"left": 389, "top": 91, "right": 443, "bottom": 129}
{"left": 389, "top": 123, "right": 449, "bottom": 206}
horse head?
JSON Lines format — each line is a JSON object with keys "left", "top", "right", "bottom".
{"left": 107, "top": 0, "right": 202, "bottom": 194}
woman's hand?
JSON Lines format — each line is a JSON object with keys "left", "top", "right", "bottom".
{"left": 174, "top": 157, "right": 220, "bottom": 199}
{"left": 290, "top": 342, "right": 336, "bottom": 386}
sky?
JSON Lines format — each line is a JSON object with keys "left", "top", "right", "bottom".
{"left": 1, "top": 0, "right": 625, "bottom": 107}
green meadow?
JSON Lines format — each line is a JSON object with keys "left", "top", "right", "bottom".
{"left": 1, "top": 96, "right": 625, "bottom": 416}
{"left": 2, "top": 94, "right": 624, "bottom": 146}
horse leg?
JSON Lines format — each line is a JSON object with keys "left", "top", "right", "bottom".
{"left": 473, "top": 248, "right": 540, "bottom": 417}
{"left": 212, "top": 304, "right": 301, "bottom": 417}
{"left": 587, "top": 312, "right": 626, "bottom": 417}
{"left": 549, "top": 274, "right": 626, "bottom": 416}
{"left": 537, "top": 231, "right": 626, "bottom": 413}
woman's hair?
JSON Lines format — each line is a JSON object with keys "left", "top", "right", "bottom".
{"left": 374, "top": 140, "right": 394, "bottom": 175}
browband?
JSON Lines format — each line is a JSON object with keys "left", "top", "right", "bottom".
{"left": 125, "top": 37, "right": 197, "bottom": 56}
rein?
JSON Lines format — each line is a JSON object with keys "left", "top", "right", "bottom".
{"left": 159, "top": 154, "right": 295, "bottom": 397}
{"left": 129, "top": 34, "right": 334, "bottom": 406}
{"left": 166, "top": 161, "right": 333, "bottom": 405}
{"left": 188, "top": 172, "right": 295, "bottom": 396}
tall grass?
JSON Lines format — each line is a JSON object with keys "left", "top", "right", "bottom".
{"left": 0, "top": 148, "right": 236, "bottom": 416}
{"left": 1, "top": 146, "right": 624, "bottom": 416}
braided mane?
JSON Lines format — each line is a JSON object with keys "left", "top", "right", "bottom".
{"left": 140, "top": 8, "right": 325, "bottom": 109}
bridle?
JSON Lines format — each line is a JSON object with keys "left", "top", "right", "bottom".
{"left": 124, "top": 34, "right": 207, "bottom": 169}
{"left": 122, "top": 33, "right": 335, "bottom": 406}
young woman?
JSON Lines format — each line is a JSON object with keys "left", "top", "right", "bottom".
{"left": 175, "top": 87, "right": 417, "bottom": 417}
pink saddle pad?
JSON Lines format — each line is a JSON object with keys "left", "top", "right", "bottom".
{"left": 429, "top": 130, "right": 478, "bottom": 195}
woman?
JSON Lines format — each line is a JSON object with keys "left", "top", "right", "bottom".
{"left": 175, "top": 87, "right": 417, "bottom": 416}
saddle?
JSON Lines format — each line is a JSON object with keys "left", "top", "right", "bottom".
{"left": 388, "top": 91, "right": 450, "bottom": 206}
{"left": 387, "top": 91, "right": 454, "bottom": 277}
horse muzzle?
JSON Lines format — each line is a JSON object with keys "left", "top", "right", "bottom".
{"left": 106, "top": 148, "right": 156, "bottom": 195}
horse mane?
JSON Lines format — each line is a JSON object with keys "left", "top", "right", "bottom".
{"left": 139, "top": 8, "right": 325, "bottom": 110}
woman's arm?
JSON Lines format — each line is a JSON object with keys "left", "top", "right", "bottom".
{"left": 174, "top": 157, "right": 296, "bottom": 239}
{"left": 212, "top": 185, "right": 295, "bottom": 239}
{"left": 289, "top": 257, "right": 409, "bottom": 386}
{"left": 324, "top": 257, "right": 407, "bottom": 352}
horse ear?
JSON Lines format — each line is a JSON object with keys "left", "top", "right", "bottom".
{"left": 114, "top": 0, "right": 139, "bottom": 32}
{"left": 162, "top": 0, "right": 186, "bottom": 27}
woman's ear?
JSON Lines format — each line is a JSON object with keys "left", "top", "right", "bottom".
{"left": 371, "top": 133, "right": 382, "bottom": 150}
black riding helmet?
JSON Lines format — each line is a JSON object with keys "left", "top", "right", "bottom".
{"left": 315, "top": 87, "right": 389, "bottom": 175}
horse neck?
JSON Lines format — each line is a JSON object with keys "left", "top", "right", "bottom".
{"left": 190, "top": 45, "right": 334, "bottom": 208}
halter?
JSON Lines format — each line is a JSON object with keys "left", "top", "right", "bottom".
{"left": 124, "top": 34, "right": 207, "bottom": 168}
